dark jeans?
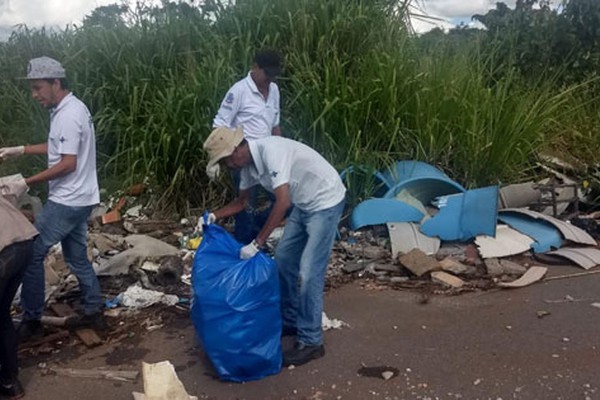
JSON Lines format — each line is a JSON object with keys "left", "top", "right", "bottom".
{"left": 231, "top": 171, "right": 273, "bottom": 245}
{"left": 0, "top": 240, "right": 33, "bottom": 382}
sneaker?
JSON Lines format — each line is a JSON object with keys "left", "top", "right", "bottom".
{"left": 281, "top": 326, "right": 297, "bottom": 337}
{"left": 76, "top": 312, "right": 109, "bottom": 332}
{"left": 0, "top": 379, "right": 25, "bottom": 399}
{"left": 282, "top": 342, "right": 325, "bottom": 367}
{"left": 18, "top": 320, "right": 44, "bottom": 342}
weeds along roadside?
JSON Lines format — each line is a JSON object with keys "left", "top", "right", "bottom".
{"left": 0, "top": 0, "right": 598, "bottom": 214}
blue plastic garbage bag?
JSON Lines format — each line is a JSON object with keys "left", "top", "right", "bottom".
{"left": 191, "top": 223, "right": 282, "bottom": 382}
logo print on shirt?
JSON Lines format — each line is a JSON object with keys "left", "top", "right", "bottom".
{"left": 270, "top": 171, "right": 278, "bottom": 178}
{"left": 225, "top": 92, "right": 234, "bottom": 104}
{"left": 59, "top": 136, "right": 66, "bottom": 143}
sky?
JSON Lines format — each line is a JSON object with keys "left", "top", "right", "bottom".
{"left": 0, "top": 0, "right": 551, "bottom": 40}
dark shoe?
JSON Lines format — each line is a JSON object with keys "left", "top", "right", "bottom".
{"left": 281, "top": 326, "right": 297, "bottom": 337}
{"left": 76, "top": 312, "right": 108, "bottom": 332}
{"left": 283, "top": 342, "right": 325, "bottom": 367}
{"left": 0, "top": 379, "right": 25, "bottom": 399}
{"left": 18, "top": 320, "right": 44, "bottom": 342}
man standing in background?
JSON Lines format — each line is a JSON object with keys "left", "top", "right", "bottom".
{"left": 208, "top": 48, "right": 283, "bottom": 244}
{"left": 0, "top": 56, "right": 105, "bottom": 340}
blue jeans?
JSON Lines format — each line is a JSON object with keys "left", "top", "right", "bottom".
{"left": 21, "top": 200, "right": 102, "bottom": 320}
{"left": 275, "top": 199, "right": 345, "bottom": 346}
{"left": 231, "top": 170, "right": 273, "bottom": 245}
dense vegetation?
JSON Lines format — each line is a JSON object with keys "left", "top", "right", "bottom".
{"left": 0, "top": 0, "right": 599, "bottom": 213}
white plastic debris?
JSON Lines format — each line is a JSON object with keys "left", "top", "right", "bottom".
{"left": 141, "top": 261, "right": 160, "bottom": 273}
{"left": 132, "top": 361, "right": 197, "bottom": 400}
{"left": 121, "top": 284, "right": 178, "bottom": 309}
{"left": 322, "top": 312, "right": 349, "bottom": 331}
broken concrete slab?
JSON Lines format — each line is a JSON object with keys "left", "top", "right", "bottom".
{"left": 485, "top": 258, "right": 527, "bottom": 276}
{"left": 373, "top": 263, "right": 401, "bottom": 273}
{"left": 498, "top": 259, "right": 527, "bottom": 275}
{"left": 485, "top": 258, "right": 504, "bottom": 276}
{"left": 439, "top": 257, "right": 476, "bottom": 275}
{"left": 342, "top": 261, "right": 367, "bottom": 274}
{"left": 88, "top": 233, "right": 125, "bottom": 255}
{"left": 95, "top": 235, "right": 179, "bottom": 276}
{"left": 398, "top": 249, "right": 440, "bottom": 277}
{"left": 431, "top": 271, "right": 465, "bottom": 288}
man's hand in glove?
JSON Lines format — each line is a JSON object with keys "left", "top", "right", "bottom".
{"left": 240, "top": 239, "right": 260, "bottom": 260}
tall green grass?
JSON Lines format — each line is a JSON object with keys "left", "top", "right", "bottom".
{"left": 0, "top": 0, "right": 598, "bottom": 213}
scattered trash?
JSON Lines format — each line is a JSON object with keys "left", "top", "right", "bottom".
{"left": 322, "top": 312, "right": 349, "bottom": 331}
{"left": 42, "top": 366, "right": 139, "bottom": 382}
{"left": 536, "top": 310, "right": 551, "bottom": 318}
{"left": 357, "top": 365, "right": 399, "bottom": 380}
{"left": 498, "top": 267, "right": 547, "bottom": 288}
{"left": 121, "top": 284, "right": 179, "bottom": 309}
{"left": 132, "top": 361, "right": 197, "bottom": 400}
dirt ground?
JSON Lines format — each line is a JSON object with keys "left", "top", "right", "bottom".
{"left": 16, "top": 263, "right": 600, "bottom": 400}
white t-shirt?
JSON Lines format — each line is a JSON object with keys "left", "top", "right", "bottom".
{"left": 212, "top": 72, "right": 280, "bottom": 141}
{"left": 47, "top": 93, "right": 100, "bottom": 207}
{"left": 240, "top": 137, "right": 346, "bottom": 212}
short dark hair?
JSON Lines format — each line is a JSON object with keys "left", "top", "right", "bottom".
{"left": 254, "top": 48, "right": 282, "bottom": 78}
{"left": 43, "top": 78, "right": 69, "bottom": 90}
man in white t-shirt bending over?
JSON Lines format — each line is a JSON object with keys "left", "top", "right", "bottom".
{"left": 202, "top": 126, "right": 346, "bottom": 367}
{"left": 0, "top": 57, "right": 104, "bottom": 340}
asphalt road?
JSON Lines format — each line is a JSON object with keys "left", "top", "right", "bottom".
{"left": 18, "top": 264, "right": 600, "bottom": 400}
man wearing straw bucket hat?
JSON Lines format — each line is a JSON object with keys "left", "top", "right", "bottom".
{"left": 0, "top": 56, "right": 105, "bottom": 341}
{"left": 202, "top": 126, "right": 346, "bottom": 367}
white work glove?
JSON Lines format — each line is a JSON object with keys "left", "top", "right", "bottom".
{"left": 0, "top": 177, "right": 29, "bottom": 198}
{"left": 0, "top": 146, "right": 25, "bottom": 160}
{"left": 206, "top": 164, "right": 221, "bottom": 180}
{"left": 195, "top": 212, "right": 216, "bottom": 234}
{"left": 240, "top": 240, "right": 260, "bottom": 260}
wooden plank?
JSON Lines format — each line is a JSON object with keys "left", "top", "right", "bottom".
{"left": 50, "top": 303, "right": 77, "bottom": 317}
{"left": 75, "top": 328, "right": 103, "bottom": 347}
{"left": 48, "top": 367, "right": 139, "bottom": 382}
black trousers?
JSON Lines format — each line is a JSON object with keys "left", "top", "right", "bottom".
{"left": 0, "top": 240, "right": 33, "bottom": 382}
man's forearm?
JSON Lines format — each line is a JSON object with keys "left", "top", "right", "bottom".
{"left": 255, "top": 199, "right": 289, "bottom": 247}
{"left": 24, "top": 143, "right": 48, "bottom": 155}
{"left": 25, "top": 155, "right": 76, "bottom": 186}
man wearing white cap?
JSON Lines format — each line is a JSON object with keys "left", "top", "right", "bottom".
{"left": 202, "top": 127, "right": 346, "bottom": 367}
{"left": 0, "top": 56, "right": 104, "bottom": 340}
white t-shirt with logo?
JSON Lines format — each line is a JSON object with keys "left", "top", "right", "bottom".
{"left": 212, "top": 72, "right": 280, "bottom": 141}
{"left": 47, "top": 93, "right": 100, "bottom": 207}
{"left": 239, "top": 137, "right": 346, "bottom": 212}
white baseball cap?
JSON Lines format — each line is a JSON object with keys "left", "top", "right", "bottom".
{"left": 26, "top": 56, "right": 66, "bottom": 79}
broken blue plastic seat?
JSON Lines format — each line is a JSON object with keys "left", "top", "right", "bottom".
{"left": 420, "top": 186, "right": 499, "bottom": 241}
{"left": 350, "top": 198, "right": 425, "bottom": 230}
{"left": 339, "top": 165, "right": 392, "bottom": 198}
{"left": 498, "top": 211, "right": 563, "bottom": 253}
{"left": 380, "top": 161, "right": 465, "bottom": 204}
